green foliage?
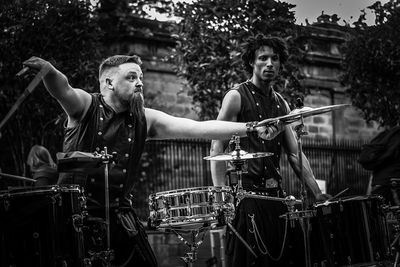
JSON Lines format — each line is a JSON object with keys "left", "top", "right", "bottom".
{"left": 342, "top": 0, "right": 400, "bottom": 127}
{"left": 162, "top": 0, "right": 306, "bottom": 120}
{"left": 0, "top": 0, "right": 103, "bottom": 176}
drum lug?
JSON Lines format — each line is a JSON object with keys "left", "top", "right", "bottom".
{"left": 50, "top": 194, "right": 62, "bottom": 206}
{"left": 209, "top": 195, "right": 214, "bottom": 207}
{"left": 2, "top": 199, "right": 10, "bottom": 211}
{"left": 83, "top": 257, "right": 92, "bottom": 267}
{"left": 79, "top": 194, "right": 87, "bottom": 211}
{"left": 163, "top": 199, "right": 171, "bottom": 210}
{"left": 72, "top": 214, "right": 84, "bottom": 232}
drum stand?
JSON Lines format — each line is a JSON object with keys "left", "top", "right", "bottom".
{"left": 229, "top": 136, "right": 246, "bottom": 202}
{"left": 389, "top": 206, "right": 400, "bottom": 267}
{"left": 226, "top": 136, "right": 258, "bottom": 259}
{"left": 86, "top": 147, "right": 115, "bottom": 266}
{"left": 169, "top": 226, "right": 209, "bottom": 267}
{"left": 282, "top": 116, "right": 315, "bottom": 267}
{"left": 392, "top": 230, "right": 400, "bottom": 266}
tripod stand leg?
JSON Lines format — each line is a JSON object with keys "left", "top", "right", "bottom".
{"left": 227, "top": 222, "right": 257, "bottom": 258}
{"left": 299, "top": 218, "right": 312, "bottom": 267}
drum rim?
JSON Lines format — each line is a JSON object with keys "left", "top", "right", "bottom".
{"left": 152, "top": 202, "right": 234, "bottom": 211}
{"left": 148, "top": 185, "right": 232, "bottom": 198}
{"left": 0, "top": 184, "right": 82, "bottom": 198}
{"left": 314, "top": 194, "right": 384, "bottom": 207}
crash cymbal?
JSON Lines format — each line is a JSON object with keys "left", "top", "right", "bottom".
{"left": 257, "top": 104, "right": 351, "bottom": 127}
{"left": 204, "top": 150, "right": 273, "bottom": 161}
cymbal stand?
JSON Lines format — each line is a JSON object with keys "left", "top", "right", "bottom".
{"left": 101, "top": 147, "right": 112, "bottom": 254}
{"left": 388, "top": 206, "right": 400, "bottom": 267}
{"left": 88, "top": 147, "right": 115, "bottom": 266}
{"left": 226, "top": 136, "right": 258, "bottom": 259}
{"left": 293, "top": 115, "right": 313, "bottom": 267}
{"left": 169, "top": 226, "right": 209, "bottom": 267}
{"left": 294, "top": 115, "right": 308, "bottom": 209}
{"left": 231, "top": 136, "right": 245, "bottom": 201}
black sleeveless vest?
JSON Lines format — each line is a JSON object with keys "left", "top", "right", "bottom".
{"left": 59, "top": 93, "right": 147, "bottom": 207}
{"left": 229, "top": 81, "right": 289, "bottom": 186}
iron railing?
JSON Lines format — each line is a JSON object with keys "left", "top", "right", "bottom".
{"left": 134, "top": 138, "right": 370, "bottom": 220}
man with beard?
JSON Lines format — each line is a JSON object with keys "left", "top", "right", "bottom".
{"left": 22, "top": 55, "right": 275, "bottom": 267}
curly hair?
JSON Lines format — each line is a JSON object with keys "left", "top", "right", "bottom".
{"left": 241, "top": 34, "right": 289, "bottom": 75}
{"left": 99, "top": 55, "right": 142, "bottom": 79}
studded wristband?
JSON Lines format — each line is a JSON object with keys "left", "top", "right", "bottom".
{"left": 246, "top": 121, "right": 258, "bottom": 132}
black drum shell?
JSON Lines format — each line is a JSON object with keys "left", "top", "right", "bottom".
{"left": 0, "top": 185, "right": 85, "bottom": 267}
{"left": 310, "top": 195, "right": 390, "bottom": 267}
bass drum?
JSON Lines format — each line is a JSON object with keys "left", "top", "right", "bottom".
{"left": 0, "top": 185, "right": 86, "bottom": 267}
{"left": 310, "top": 195, "right": 390, "bottom": 267}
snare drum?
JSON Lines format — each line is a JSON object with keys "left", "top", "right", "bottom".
{"left": 148, "top": 186, "right": 234, "bottom": 228}
{"left": 310, "top": 195, "right": 390, "bottom": 267}
{"left": 0, "top": 185, "right": 86, "bottom": 267}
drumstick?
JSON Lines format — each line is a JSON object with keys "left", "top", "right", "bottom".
{"left": 327, "top": 188, "right": 349, "bottom": 202}
{"left": 0, "top": 172, "right": 36, "bottom": 183}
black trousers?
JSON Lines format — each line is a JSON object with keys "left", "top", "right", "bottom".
{"left": 226, "top": 197, "right": 305, "bottom": 267}
{"left": 85, "top": 207, "right": 158, "bottom": 267}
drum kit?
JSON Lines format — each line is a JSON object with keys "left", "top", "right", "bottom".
{"left": 0, "top": 89, "right": 396, "bottom": 267}
{"left": 146, "top": 102, "right": 389, "bottom": 267}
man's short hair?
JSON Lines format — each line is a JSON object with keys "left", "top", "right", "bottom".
{"left": 241, "top": 34, "right": 289, "bottom": 75}
{"left": 99, "top": 55, "right": 142, "bottom": 79}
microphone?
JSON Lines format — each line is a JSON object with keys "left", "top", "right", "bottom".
{"left": 16, "top": 66, "right": 30, "bottom": 77}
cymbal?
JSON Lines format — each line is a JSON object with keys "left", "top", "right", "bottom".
{"left": 204, "top": 150, "right": 273, "bottom": 161}
{"left": 257, "top": 104, "right": 351, "bottom": 127}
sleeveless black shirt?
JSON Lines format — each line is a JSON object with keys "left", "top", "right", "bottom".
{"left": 58, "top": 93, "right": 147, "bottom": 208}
{"left": 229, "top": 81, "right": 289, "bottom": 187}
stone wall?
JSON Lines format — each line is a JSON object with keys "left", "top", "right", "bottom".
{"left": 298, "top": 23, "right": 381, "bottom": 141}
{"left": 108, "top": 25, "right": 199, "bottom": 120}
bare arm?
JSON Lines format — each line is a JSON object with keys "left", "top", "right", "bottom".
{"left": 145, "top": 107, "right": 256, "bottom": 140}
{"left": 22, "top": 57, "right": 91, "bottom": 125}
{"left": 210, "top": 139, "right": 230, "bottom": 185}
{"left": 209, "top": 90, "right": 241, "bottom": 185}
{"left": 282, "top": 126, "right": 323, "bottom": 198}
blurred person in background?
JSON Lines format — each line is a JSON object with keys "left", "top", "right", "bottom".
{"left": 27, "top": 144, "right": 58, "bottom": 186}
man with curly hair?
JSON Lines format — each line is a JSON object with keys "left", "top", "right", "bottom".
{"left": 210, "top": 34, "right": 327, "bottom": 266}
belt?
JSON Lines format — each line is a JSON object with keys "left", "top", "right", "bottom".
{"left": 262, "top": 178, "right": 279, "bottom": 188}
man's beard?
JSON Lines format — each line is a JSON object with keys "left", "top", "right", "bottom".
{"left": 129, "top": 92, "right": 145, "bottom": 118}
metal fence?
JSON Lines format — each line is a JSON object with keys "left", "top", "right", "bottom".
{"left": 134, "top": 138, "right": 371, "bottom": 220}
